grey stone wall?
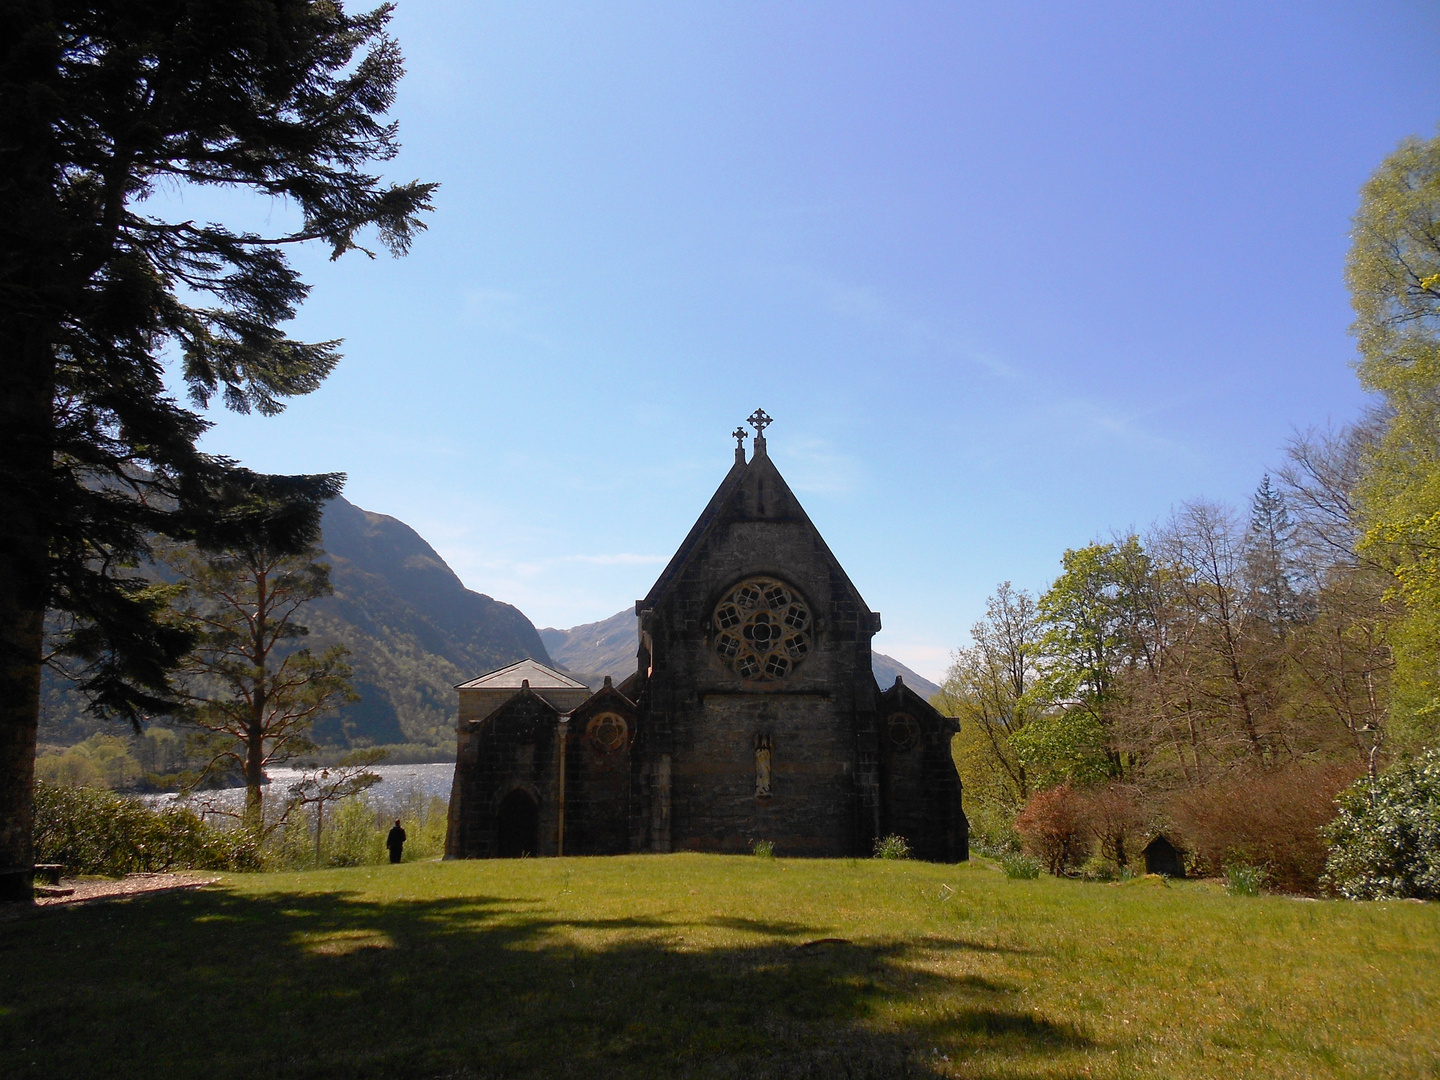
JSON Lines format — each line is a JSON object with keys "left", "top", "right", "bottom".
{"left": 878, "top": 682, "right": 968, "bottom": 862}
{"left": 561, "top": 685, "right": 635, "bottom": 855}
{"left": 446, "top": 690, "right": 561, "bottom": 859}
{"left": 632, "top": 452, "right": 884, "bottom": 857}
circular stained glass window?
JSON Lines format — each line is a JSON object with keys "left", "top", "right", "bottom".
{"left": 713, "top": 577, "right": 811, "bottom": 681}
{"left": 587, "top": 713, "right": 627, "bottom": 753}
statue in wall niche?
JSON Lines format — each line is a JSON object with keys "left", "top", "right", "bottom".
{"left": 754, "top": 732, "right": 772, "bottom": 798}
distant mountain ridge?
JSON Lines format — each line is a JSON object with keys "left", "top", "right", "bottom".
{"left": 539, "top": 609, "right": 942, "bottom": 700}
{"left": 41, "top": 496, "right": 552, "bottom": 753}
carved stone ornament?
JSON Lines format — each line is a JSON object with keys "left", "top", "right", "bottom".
{"left": 586, "top": 712, "right": 628, "bottom": 753}
{"left": 712, "top": 576, "right": 811, "bottom": 681}
{"left": 887, "top": 713, "right": 920, "bottom": 751}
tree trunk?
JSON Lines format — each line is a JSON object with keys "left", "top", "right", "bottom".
{"left": 0, "top": 330, "right": 57, "bottom": 902}
{"left": 0, "top": 609, "right": 43, "bottom": 902}
{"left": 244, "top": 724, "right": 265, "bottom": 831}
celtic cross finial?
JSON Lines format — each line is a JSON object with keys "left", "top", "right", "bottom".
{"left": 747, "top": 408, "right": 772, "bottom": 437}
{"left": 732, "top": 426, "right": 747, "bottom": 449}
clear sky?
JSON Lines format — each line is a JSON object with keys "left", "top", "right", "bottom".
{"left": 178, "top": 1, "right": 1440, "bottom": 681}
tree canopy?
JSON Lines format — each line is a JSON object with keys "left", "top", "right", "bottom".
{"left": 1348, "top": 129, "right": 1440, "bottom": 749}
{"left": 0, "top": 0, "right": 435, "bottom": 897}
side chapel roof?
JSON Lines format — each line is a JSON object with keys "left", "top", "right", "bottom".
{"left": 454, "top": 658, "right": 590, "bottom": 692}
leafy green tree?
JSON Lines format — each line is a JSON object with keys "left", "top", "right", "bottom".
{"left": 0, "top": 1, "right": 434, "bottom": 896}
{"left": 1029, "top": 538, "right": 1157, "bottom": 780}
{"left": 285, "top": 748, "right": 385, "bottom": 864}
{"left": 167, "top": 542, "right": 357, "bottom": 829}
{"left": 936, "top": 582, "right": 1041, "bottom": 806}
{"left": 1347, "top": 128, "right": 1440, "bottom": 749}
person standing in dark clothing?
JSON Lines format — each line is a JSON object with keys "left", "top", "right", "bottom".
{"left": 386, "top": 819, "right": 407, "bottom": 864}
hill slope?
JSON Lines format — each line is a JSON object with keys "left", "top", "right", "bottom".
{"left": 302, "top": 498, "right": 553, "bottom": 749}
{"left": 41, "top": 497, "right": 552, "bottom": 753}
{"left": 540, "top": 609, "right": 942, "bottom": 699}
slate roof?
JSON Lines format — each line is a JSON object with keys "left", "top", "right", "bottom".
{"left": 455, "top": 658, "right": 590, "bottom": 691}
{"left": 637, "top": 440, "right": 875, "bottom": 621}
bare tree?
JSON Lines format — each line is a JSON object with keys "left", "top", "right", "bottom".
{"left": 1158, "top": 501, "right": 1277, "bottom": 768}
{"left": 287, "top": 748, "right": 386, "bottom": 863}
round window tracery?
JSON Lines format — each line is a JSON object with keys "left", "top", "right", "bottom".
{"left": 712, "top": 577, "right": 811, "bottom": 681}
{"left": 887, "top": 714, "right": 920, "bottom": 751}
{"left": 586, "top": 712, "right": 627, "bottom": 753}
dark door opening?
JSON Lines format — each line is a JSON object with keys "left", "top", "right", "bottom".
{"left": 496, "top": 789, "right": 539, "bottom": 858}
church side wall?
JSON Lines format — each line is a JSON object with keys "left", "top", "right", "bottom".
{"left": 447, "top": 695, "right": 562, "bottom": 858}
{"left": 877, "top": 695, "right": 968, "bottom": 863}
{"left": 565, "top": 733, "right": 632, "bottom": 855}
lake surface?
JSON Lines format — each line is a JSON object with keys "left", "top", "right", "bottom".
{"left": 141, "top": 762, "right": 455, "bottom": 818}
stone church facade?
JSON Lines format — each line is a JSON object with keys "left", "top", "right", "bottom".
{"left": 445, "top": 415, "right": 967, "bottom": 862}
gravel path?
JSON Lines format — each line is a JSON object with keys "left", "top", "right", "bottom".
{"left": 2, "top": 871, "right": 220, "bottom": 917}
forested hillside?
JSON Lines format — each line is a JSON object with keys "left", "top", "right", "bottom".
{"left": 302, "top": 498, "right": 553, "bottom": 749}
{"left": 540, "top": 608, "right": 941, "bottom": 697}
{"left": 40, "top": 498, "right": 552, "bottom": 756}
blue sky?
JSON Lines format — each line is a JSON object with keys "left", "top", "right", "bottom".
{"left": 179, "top": 2, "right": 1440, "bottom": 680}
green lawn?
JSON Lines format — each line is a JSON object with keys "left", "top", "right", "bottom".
{"left": 2, "top": 855, "right": 1437, "bottom": 1079}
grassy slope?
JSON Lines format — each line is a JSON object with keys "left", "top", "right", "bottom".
{"left": 1, "top": 856, "right": 1436, "bottom": 1079}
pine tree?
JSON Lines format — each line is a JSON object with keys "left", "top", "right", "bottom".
{"left": 1244, "top": 475, "right": 1302, "bottom": 628}
{"left": 0, "top": 1, "right": 435, "bottom": 898}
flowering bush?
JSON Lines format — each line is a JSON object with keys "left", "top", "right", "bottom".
{"left": 1323, "top": 749, "right": 1440, "bottom": 900}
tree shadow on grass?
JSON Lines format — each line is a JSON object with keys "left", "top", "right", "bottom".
{"left": 0, "top": 884, "right": 1092, "bottom": 1080}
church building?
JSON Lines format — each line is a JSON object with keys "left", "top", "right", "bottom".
{"left": 444, "top": 412, "right": 967, "bottom": 861}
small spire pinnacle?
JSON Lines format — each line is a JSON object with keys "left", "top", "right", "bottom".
{"left": 747, "top": 408, "right": 772, "bottom": 457}
{"left": 732, "top": 426, "right": 747, "bottom": 464}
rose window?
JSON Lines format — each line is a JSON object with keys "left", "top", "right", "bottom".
{"left": 713, "top": 577, "right": 811, "bottom": 681}
{"left": 586, "top": 713, "right": 627, "bottom": 753}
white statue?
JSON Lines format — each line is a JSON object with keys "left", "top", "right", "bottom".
{"left": 754, "top": 733, "right": 772, "bottom": 798}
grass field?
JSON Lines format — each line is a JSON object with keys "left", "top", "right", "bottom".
{"left": 2, "top": 854, "right": 1437, "bottom": 1079}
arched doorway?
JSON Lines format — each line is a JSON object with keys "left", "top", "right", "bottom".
{"left": 496, "top": 789, "right": 538, "bottom": 857}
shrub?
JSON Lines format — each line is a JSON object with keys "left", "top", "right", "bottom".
{"left": 964, "top": 801, "right": 1023, "bottom": 857}
{"left": 751, "top": 839, "right": 775, "bottom": 858}
{"left": 1014, "top": 783, "right": 1090, "bottom": 875}
{"left": 1080, "top": 784, "right": 1143, "bottom": 868}
{"left": 999, "top": 851, "right": 1041, "bottom": 879}
{"left": 1323, "top": 748, "right": 1440, "bottom": 900}
{"left": 33, "top": 782, "right": 259, "bottom": 875}
{"left": 324, "top": 798, "right": 385, "bottom": 867}
{"left": 1079, "top": 854, "right": 1123, "bottom": 881}
{"left": 1167, "top": 763, "right": 1357, "bottom": 893}
{"left": 873, "top": 834, "right": 912, "bottom": 860}
{"left": 1224, "top": 863, "right": 1266, "bottom": 897}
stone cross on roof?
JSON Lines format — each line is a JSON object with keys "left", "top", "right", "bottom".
{"left": 746, "top": 408, "right": 772, "bottom": 436}
{"left": 731, "top": 426, "right": 747, "bottom": 449}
